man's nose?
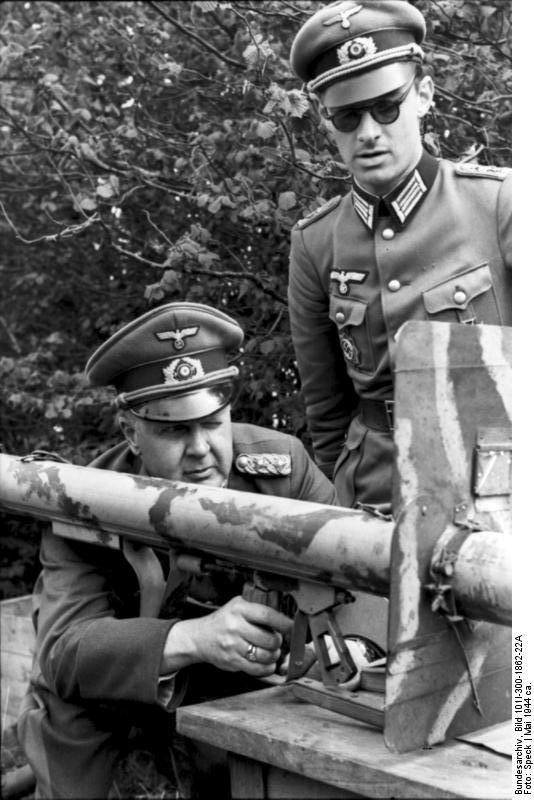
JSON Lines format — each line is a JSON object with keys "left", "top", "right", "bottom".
{"left": 356, "top": 110, "right": 381, "bottom": 141}
{"left": 186, "top": 426, "right": 210, "bottom": 456}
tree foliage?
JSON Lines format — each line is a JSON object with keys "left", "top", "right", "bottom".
{"left": 0, "top": 0, "right": 511, "bottom": 595}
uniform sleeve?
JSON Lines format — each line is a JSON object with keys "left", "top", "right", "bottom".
{"left": 497, "top": 171, "right": 512, "bottom": 269}
{"left": 35, "top": 530, "right": 182, "bottom": 706}
{"left": 288, "top": 227, "right": 358, "bottom": 477}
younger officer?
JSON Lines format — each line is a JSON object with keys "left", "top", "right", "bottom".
{"left": 288, "top": 0, "right": 511, "bottom": 510}
{"left": 18, "top": 302, "right": 336, "bottom": 799}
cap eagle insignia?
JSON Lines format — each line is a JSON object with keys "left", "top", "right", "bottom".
{"left": 323, "top": 5, "right": 363, "bottom": 29}
{"left": 155, "top": 326, "right": 199, "bottom": 351}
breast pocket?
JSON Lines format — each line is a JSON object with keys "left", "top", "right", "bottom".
{"left": 329, "top": 296, "right": 375, "bottom": 373}
{"left": 422, "top": 263, "right": 502, "bottom": 325}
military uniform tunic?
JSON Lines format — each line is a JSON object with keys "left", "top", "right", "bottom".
{"left": 18, "top": 423, "right": 336, "bottom": 799}
{"left": 288, "top": 151, "right": 511, "bottom": 509}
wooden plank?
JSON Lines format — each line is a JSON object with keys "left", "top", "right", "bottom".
{"left": 1, "top": 681, "right": 28, "bottom": 729}
{"left": 266, "top": 767, "right": 360, "bottom": 799}
{"left": 1, "top": 649, "right": 33, "bottom": 679}
{"left": 290, "top": 680, "right": 384, "bottom": 729}
{"left": 0, "top": 594, "right": 33, "bottom": 618}
{"left": 1, "top": 614, "right": 35, "bottom": 656}
{"left": 1, "top": 595, "right": 35, "bottom": 728}
{"left": 175, "top": 686, "right": 511, "bottom": 799}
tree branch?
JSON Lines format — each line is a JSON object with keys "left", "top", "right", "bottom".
{"left": 145, "top": 1, "right": 246, "bottom": 70}
{"left": 110, "top": 242, "right": 287, "bottom": 305}
{"left": 0, "top": 201, "right": 98, "bottom": 244}
{"left": 0, "top": 315, "right": 22, "bottom": 355}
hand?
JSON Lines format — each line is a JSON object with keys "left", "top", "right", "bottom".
{"left": 161, "top": 596, "right": 293, "bottom": 677}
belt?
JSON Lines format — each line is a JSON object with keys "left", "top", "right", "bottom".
{"left": 358, "top": 398, "right": 395, "bottom": 433}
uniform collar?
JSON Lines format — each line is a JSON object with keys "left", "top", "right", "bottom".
{"left": 351, "top": 150, "right": 439, "bottom": 231}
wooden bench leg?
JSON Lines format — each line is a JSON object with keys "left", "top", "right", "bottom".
{"left": 228, "top": 753, "right": 265, "bottom": 799}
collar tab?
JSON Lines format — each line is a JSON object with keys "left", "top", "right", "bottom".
{"left": 351, "top": 150, "right": 439, "bottom": 231}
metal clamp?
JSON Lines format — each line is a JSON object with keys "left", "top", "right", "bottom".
{"left": 425, "top": 547, "right": 463, "bottom": 622}
{"left": 425, "top": 541, "right": 483, "bottom": 715}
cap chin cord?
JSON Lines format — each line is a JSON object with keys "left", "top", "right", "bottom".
{"left": 116, "top": 380, "right": 237, "bottom": 423}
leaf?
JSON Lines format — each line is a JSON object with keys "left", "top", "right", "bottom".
{"left": 197, "top": 250, "right": 220, "bottom": 267}
{"left": 278, "top": 191, "right": 297, "bottom": 211}
{"left": 196, "top": 194, "right": 211, "bottom": 208}
{"left": 480, "top": 5, "right": 497, "bottom": 18}
{"left": 194, "top": 1, "right": 219, "bottom": 12}
{"left": 285, "top": 90, "right": 309, "bottom": 118}
{"left": 96, "top": 181, "right": 115, "bottom": 199}
{"left": 161, "top": 270, "right": 180, "bottom": 290}
{"left": 260, "top": 340, "right": 276, "bottom": 355}
{"left": 255, "top": 121, "right": 277, "bottom": 140}
{"left": 77, "top": 108, "right": 92, "bottom": 121}
{"left": 79, "top": 142, "right": 97, "bottom": 160}
{"left": 75, "top": 194, "right": 97, "bottom": 211}
{"left": 243, "top": 38, "right": 274, "bottom": 65}
{"left": 207, "top": 196, "right": 223, "bottom": 214}
{"left": 144, "top": 283, "right": 166, "bottom": 302}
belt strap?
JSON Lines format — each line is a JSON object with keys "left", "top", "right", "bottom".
{"left": 358, "top": 398, "right": 395, "bottom": 433}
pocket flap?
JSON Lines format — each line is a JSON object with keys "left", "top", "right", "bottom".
{"left": 423, "top": 263, "right": 492, "bottom": 314}
{"left": 329, "top": 297, "right": 367, "bottom": 327}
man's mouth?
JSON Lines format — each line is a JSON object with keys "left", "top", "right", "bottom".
{"left": 183, "top": 465, "right": 214, "bottom": 481}
{"left": 356, "top": 150, "right": 388, "bottom": 161}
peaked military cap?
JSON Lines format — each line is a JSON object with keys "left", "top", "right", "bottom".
{"left": 85, "top": 302, "right": 243, "bottom": 422}
{"left": 290, "top": 0, "right": 426, "bottom": 105}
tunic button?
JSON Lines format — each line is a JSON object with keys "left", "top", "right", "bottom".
{"left": 453, "top": 289, "right": 467, "bottom": 305}
{"left": 335, "top": 311, "right": 346, "bottom": 324}
{"left": 382, "top": 227, "right": 395, "bottom": 240}
{"left": 388, "top": 279, "right": 401, "bottom": 292}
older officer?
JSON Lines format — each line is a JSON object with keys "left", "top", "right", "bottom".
{"left": 288, "top": 0, "right": 511, "bottom": 510}
{"left": 18, "top": 302, "right": 336, "bottom": 799}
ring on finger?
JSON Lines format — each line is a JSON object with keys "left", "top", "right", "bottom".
{"left": 246, "top": 643, "right": 258, "bottom": 662}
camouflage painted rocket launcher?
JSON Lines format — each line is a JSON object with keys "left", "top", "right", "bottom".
{"left": 0, "top": 452, "right": 393, "bottom": 590}
{"left": 0, "top": 321, "right": 512, "bottom": 752}
{"left": 0, "top": 454, "right": 509, "bottom": 624}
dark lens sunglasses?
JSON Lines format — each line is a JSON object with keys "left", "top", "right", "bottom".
{"left": 321, "top": 75, "right": 416, "bottom": 133}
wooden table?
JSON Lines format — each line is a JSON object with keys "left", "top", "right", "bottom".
{"left": 175, "top": 686, "right": 511, "bottom": 799}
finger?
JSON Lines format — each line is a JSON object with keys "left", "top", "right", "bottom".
{"left": 240, "top": 601, "right": 294, "bottom": 634}
{"left": 242, "top": 643, "right": 281, "bottom": 666}
{"left": 239, "top": 620, "right": 283, "bottom": 652}
{"left": 241, "top": 659, "right": 278, "bottom": 678}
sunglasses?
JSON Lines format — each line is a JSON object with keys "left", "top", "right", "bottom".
{"left": 321, "top": 75, "right": 416, "bottom": 133}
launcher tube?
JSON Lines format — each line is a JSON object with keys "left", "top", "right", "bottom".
{"left": 0, "top": 454, "right": 392, "bottom": 595}
{"left": 0, "top": 454, "right": 512, "bottom": 624}
{"left": 450, "top": 531, "right": 511, "bottom": 627}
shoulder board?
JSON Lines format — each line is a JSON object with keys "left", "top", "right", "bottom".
{"left": 295, "top": 195, "right": 342, "bottom": 230}
{"left": 455, "top": 163, "right": 509, "bottom": 181}
{"left": 235, "top": 453, "right": 291, "bottom": 477}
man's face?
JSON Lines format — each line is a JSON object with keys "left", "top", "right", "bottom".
{"left": 320, "top": 75, "right": 434, "bottom": 196}
{"left": 125, "top": 405, "right": 233, "bottom": 487}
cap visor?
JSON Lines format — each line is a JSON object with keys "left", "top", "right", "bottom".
{"left": 131, "top": 383, "right": 235, "bottom": 422}
{"left": 321, "top": 62, "right": 416, "bottom": 107}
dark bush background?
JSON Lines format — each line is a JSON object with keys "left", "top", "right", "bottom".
{"left": 0, "top": 0, "right": 511, "bottom": 598}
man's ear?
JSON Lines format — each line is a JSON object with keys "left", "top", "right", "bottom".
{"left": 416, "top": 74, "right": 434, "bottom": 118}
{"left": 309, "top": 92, "right": 340, "bottom": 146}
{"left": 118, "top": 413, "right": 140, "bottom": 456}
